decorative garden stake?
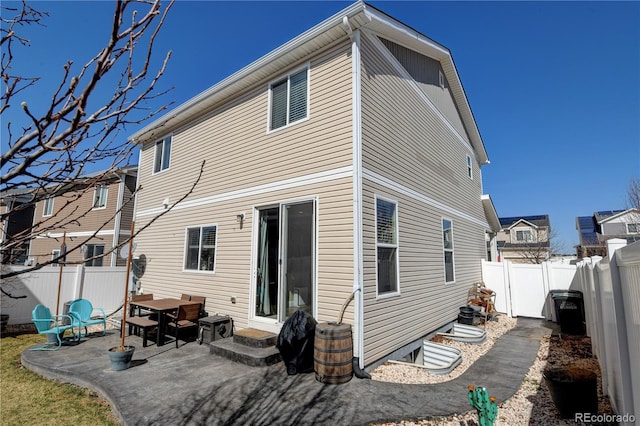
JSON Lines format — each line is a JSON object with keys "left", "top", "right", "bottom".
{"left": 468, "top": 385, "right": 498, "bottom": 426}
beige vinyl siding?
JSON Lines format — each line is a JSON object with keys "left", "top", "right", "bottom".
{"left": 379, "top": 38, "right": 471, "bottom": 142}
{"left": 136, "top": 41, "right": 353, "bottom": 214}
{"left": 134, "top": 41, "right": 355, "bottom": 331}
{"left": 360, "top": 34, "right": 487, "bottom": 365}
{"left": 134, "top": 178, "right": 355, "bottom": 331}
{"left": 29, "top": 179, "right": 127, "bottom": 265}
{"left": 360, "top": 34, "right": 483, "bottom": 221}
{"left": 29, "top": 236, "right": 114, "bottom": 266}
{"left": 361, "top": 182, "right": 486, "bottom": 365}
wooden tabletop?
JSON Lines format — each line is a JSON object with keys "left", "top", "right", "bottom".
{"left": 131, "top": 298, "right": 199, "bottom": 312}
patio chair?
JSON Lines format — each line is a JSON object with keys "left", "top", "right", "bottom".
{"left": 30, "top": 304, "right": 78, "bottom": 350}
{"left": 166, "top": 304, "right": 201, "bottom": 348}
{"left": 190, "top": 295, "right": 207, "bottom": 318}
{"left": 68, "top": 298, "right": 107, "bottom": 338}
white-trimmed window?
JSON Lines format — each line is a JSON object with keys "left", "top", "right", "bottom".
{"left": 51, "top": 249, "right": 61, "bottom": 266}
{"left": 466, "top": 154, "right": 473, "bottom": 179}
{"left": 376, "top": 197, "right": 399, "bottom": 295}
{"left": 43, "top": 197, "right": 54, "bottom": 217}
{"left": 269, "top": 67, "right": 308, "bottom": 131}
{"left": 84, "top": 244, "right": 104, "bottom": 267}
{"left": 438, "top": 70, "right": 445, "bottom": 88}
{"left": 153, "top": 135, "right": 172, "bottom": 173}
{"left": 627, "top": 223, "right": 640, "bottom": 234}
{"left": 184, "top": 225, "right": 217, "bottom": 272}
{"left": 442, "top": 218, "right": 455, "bottom": 283}
{"left": 93, "top": 185, "right": 108, "bottom": 209}
{"left": 515, "top": 229, "right": 533, "bottom": 242}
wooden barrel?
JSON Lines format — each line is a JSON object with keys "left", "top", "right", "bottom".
{"left": 314, "top": 322, "right": 353, "bottom": 384}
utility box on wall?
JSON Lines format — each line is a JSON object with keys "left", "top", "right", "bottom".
{"left": 198, "top": 315, "right": 233, "bottom": 345}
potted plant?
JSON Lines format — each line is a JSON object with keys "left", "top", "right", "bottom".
{"left": 543, "top": 365, "right": 598, "bottom": 418}
{"left": 108, "top": 223, "right": 136, "bottom": 371}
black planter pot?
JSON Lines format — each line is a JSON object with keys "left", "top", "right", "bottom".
{"left": 544, "top": 367, "right": 598, "bottom": 418}
{"left": 108, "top": 346, "right": 135, "bottom": 371}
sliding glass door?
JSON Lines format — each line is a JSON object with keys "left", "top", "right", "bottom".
{"left": 254, "top": 200, "right": 315, "bottom": 322}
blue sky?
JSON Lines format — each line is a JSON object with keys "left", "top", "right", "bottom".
{"left": 3, "top": 1, "right": 639, "bottom": 252}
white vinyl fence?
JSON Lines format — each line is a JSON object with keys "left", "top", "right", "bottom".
{"left": 483, "top": 241, "right": 639, "bottom": 423}
{"left": 481, "top": 259, "right": 579, "bottom": 319}
{"left": 1, "top": 265, "right": 129, "bottom": 325}
{"left": 575, "top": 239, "right": 639, "bottom": 424}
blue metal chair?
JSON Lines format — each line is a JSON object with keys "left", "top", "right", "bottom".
{"left": 30, "top": 304, "right": 78, "bottom": 350}
{"left": 68, "top": 298, "right": 107, "bottom": 338}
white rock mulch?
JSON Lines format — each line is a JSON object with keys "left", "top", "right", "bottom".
{"left": 370, "top": 316, "right": 613, "bottom": 426}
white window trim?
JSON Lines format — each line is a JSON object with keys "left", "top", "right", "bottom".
{"left": 51, "top": 249, "right": 61, "bottom": 266}
{"left": 84, "top": 244, "right": 105, "bottom": 267}
{"left": 438, "top": 70, "right": 445, "bottom": 88}
{"left": 92, "top": 185, "right": 108, "bottom": 210}
{"left": 266, "top": 64, "right": 310, "bottom": 133}
{"left": 182, "top": 223, "right": 218, "bottom": 274}
{"left": 626, "top": 222, "right": 640, "bottom": 234}
{"left": 152, "top": 135, "right": 172, "bottom": 175}
{"left": 375, "top": 195, "right": 400, "bottom": 299}
{"left": 442, "top": 217, "right": 455, "bottom": 284}
{"left": 43, "top": 198, "right": 54, "bottom": 217}
{"left": 514, "top": 228, "right": 533, "bottom": 243}
{"left": 466, "top": 154, "right": 473, "bottom": 180}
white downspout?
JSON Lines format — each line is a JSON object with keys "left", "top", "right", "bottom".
{"left": 348, "top": 22, "right": 365, "bottom": 370}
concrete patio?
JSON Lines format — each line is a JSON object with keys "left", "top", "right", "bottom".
{"left": 21, "top": 317, "right": 554, "bottom": 425}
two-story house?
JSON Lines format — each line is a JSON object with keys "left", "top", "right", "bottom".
{"left": 576, "top": 209, "right": 640, "bottom": 258}
{"left": 128, "top": 2, "right": 500, "bottom": 368}
{"left": 496, "top": 215, "right": 551, "bottom": 264}
{"left": 27, "top": 166, "right": 137, "bottom": 267}
{"left": 1, "top": 189, "right": 36, "bottom": 264}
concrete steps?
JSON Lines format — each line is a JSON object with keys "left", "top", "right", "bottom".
{"left": 209, "top": 328, "right": 282, "bottom": 366}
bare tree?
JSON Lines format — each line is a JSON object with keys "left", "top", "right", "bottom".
{"left": 0, "top": 0, "right": 196, "bottom": 288}
{"left": 512, "top": 227, "right": 562, "bottom": 264}
{"left": 627, "top": 177, "right": 640, "bottom": 211}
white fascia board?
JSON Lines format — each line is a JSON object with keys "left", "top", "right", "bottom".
{"left": 506, "top": 218, "right": 539, "bottom": 230}
{"left": 129, "top": 2, "right": 368, "bottom": 144}
{"left": 481, "top": 194, "right": 501, "bottom": 232}
{"left": 597, "top": 208, "right": 639, "bottom": 224}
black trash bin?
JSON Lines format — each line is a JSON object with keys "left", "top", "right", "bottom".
{"left": 550, "top": 290, "right": 585, "bottom": 335}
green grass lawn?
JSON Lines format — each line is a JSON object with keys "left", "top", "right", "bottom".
{"left": 0, "top": 333, "right": 119, "bottom": 426}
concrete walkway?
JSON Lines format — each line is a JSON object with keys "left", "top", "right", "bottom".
{"left": 21, "top": 318, "right": 554, "bottom": 425}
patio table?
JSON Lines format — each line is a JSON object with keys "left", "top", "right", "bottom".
{"left": 129, "top": 298, "right": 200, "bottom": 346}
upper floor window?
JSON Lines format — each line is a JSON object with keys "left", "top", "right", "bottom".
{"left": 627, "top": 223, "right": 640, "bottom": 234}
{"left": 515, "top": 229, "right": 533, "bottom": 242}
{"left": 269, "top": 67, "right": 308, "bottom": 131}
{"left": 93, "top": 185, "right": 108, "bottom": 209}
{"left": 154, "top": 136, "right": 172, "bottom": 173}
{"left": 443, "top": 218, "right": 455, "bottom": 283}
{"left": 43, "top": 198, "right": 54, "bottom": 217}
{"left": 466, "top": 154, "right": 473, "bottom": 179}
{"left": 376, "top": 197, "right": 399, "bottom": 295}
{"left": 184, "top": 225, "right": 217, "bottom": 272}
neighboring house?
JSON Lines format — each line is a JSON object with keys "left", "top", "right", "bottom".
{"left": 496, "top": 215, "right": 551, "bottom": 264}
{"left": 1, "top": 189, "right": 36, "bottom": 264}
{"left": 128, "top": 2, "right": 500, "bottom": 368}
{"left": 576, "top": 209, "right": 640, "bottom": 258}
{"left": 27, "top": 167, "right": 137, "bottom": 267}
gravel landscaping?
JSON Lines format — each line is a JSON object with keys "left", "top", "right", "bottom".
{"left": 370, "top": 316, "right": 614, "bottom": 425}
